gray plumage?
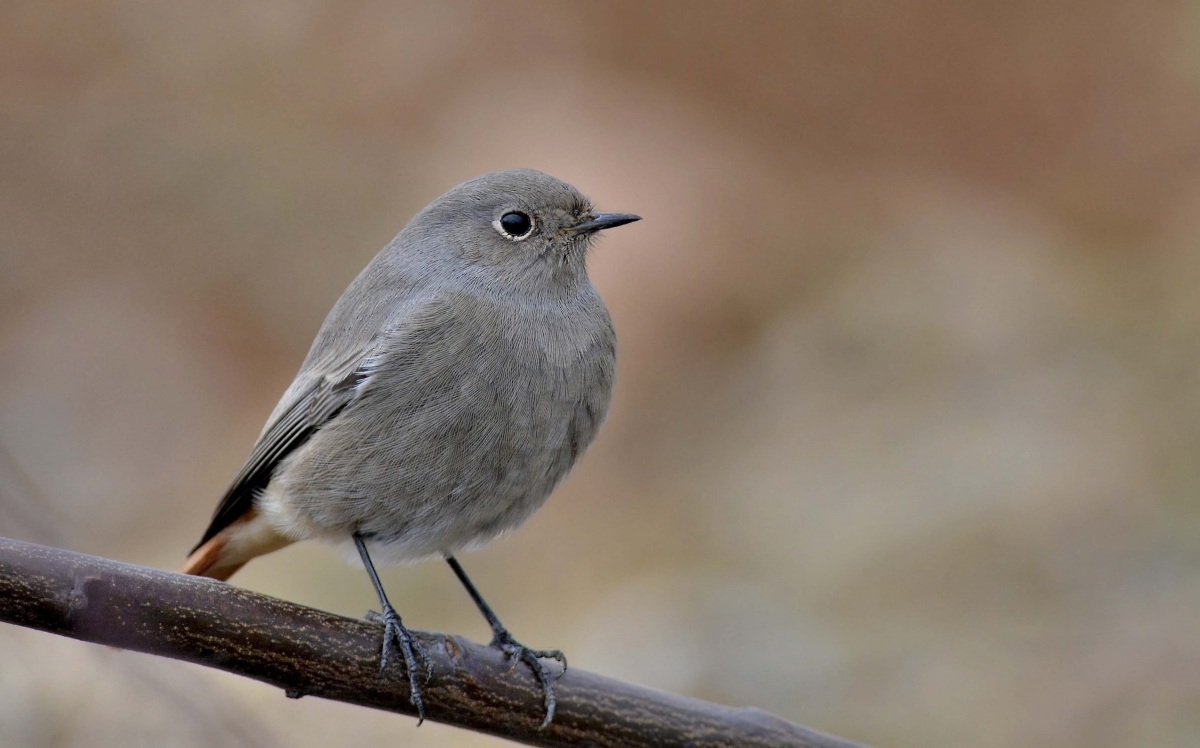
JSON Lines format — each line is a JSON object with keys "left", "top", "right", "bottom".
{"left": 188, "top": 167, "right": 634, "bottom": 576}
{"left": 184, "top": 168, "right": 639, "bottom": 726}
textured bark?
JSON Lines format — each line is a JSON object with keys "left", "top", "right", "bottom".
{"left": 0, "top": 536, "right": 868, "bottom": 748}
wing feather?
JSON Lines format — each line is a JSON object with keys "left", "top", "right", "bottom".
{"left": 189, "top": 351, "right": 373, "bottom": 553}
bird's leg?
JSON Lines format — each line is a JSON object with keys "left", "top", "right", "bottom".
{"left": 354, "top": 532, "right": 430, "bottom": 725}
{"left": 445, "top": 556, "right": 565, "bottom": 728}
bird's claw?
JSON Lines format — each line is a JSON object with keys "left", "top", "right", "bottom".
{"left": 491, "top": 630, "right": 566, "bottom": 729}
{"left": 370, "top": 605, "right": 431, "bottom": 725}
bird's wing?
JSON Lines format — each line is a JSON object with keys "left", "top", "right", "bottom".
{"left": 189, "top": 347, "right": 376, "bottom": 553}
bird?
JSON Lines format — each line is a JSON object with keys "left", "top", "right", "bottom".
{"left": 180, "top": 168, "right": 639, "bottom": 727}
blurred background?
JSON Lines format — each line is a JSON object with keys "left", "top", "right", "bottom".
{"left": 2, "top": 1, "right": 1199, "bottom": 746}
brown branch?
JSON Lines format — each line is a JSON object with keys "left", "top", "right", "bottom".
{"left": 0, "top": 536, "right": 870, "bottom": 748}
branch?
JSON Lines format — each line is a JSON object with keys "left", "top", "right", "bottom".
{"left": 0, "top": 536, "right": 869, "bottom": 748}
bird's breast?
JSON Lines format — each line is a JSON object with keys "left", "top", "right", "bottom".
{"left": 266, "top": 295, "right": 615, "bottom": 562}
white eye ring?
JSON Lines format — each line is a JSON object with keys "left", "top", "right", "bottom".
{"left": 493, "top": 210, "right": 535, "bottom": 241}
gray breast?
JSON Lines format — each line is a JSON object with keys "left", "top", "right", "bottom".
{"left": 268, "top": 291, "right": 615, "bottom": 563}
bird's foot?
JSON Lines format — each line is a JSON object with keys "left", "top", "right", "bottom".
{"left": 366, "top": 604, "right": 431, "bottom": 725}
{"left": 490, "top": 628, "right": 567, "bottom": 729}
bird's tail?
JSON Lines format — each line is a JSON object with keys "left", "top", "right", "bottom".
{"left": 180, "top": 509, "right": 293, "bottom": 581}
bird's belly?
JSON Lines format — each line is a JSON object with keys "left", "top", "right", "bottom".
{"left": 259, "top": 375, "right": 599, "bottom": 564}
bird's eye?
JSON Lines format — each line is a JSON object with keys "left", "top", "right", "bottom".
{"left": 495, "top": 211, "right": 534, "bottom": 240}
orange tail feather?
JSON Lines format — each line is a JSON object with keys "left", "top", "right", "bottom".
{"left": 180, "top": 509, "right": 292, "bottom": 581}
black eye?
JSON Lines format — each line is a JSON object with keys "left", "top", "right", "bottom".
{"left": 497, "top": 211, "right": 534, "bottom": 240}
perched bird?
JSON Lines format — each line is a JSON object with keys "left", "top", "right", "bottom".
{"left": 181, "top": 169, "right": 638, "bottom": 726}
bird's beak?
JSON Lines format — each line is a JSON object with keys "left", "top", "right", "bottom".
{"left": 567, "top": 212, "right": 642, "bottom": 235}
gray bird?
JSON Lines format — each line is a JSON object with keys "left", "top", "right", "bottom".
{"left": 181, "top": 169, "right": 639, "bottom": 726}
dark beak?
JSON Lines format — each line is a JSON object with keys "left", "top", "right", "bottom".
{"left": 567, "top": 212, "right": 642, "bottom": 235}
